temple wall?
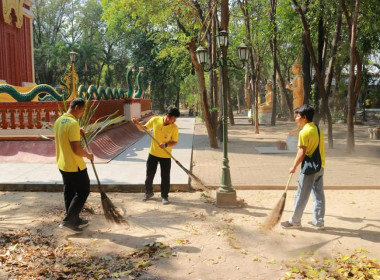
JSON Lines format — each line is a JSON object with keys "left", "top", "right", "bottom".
{"left": 0, "top": 0, "right": 34, "bottom": 86}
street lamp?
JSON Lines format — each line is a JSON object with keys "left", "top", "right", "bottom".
{"left": 69, "top": 51, "right": 78, "bottom": 98}
{"left": 195, "top": 31, "right": 250, "bottom": 207}
{"left": 69, "top": 51, "right": 78, "bottom": 63}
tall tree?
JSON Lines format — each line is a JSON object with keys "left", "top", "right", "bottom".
{"left": 292, "top": 0, "right": 334, "bottom": 148}
{"left": 341, "top": 0, "right": 361, "bottom": 153}
{"left": 270, "top": 0, "right": 277, "bottom": 126}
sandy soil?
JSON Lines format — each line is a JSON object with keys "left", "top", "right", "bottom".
{"left": 1, "top": 189, "right": 380, "bottom": 279}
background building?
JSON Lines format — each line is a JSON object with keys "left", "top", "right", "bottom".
{"left": 0, "top": 0, "right": 35, "bottom": 86}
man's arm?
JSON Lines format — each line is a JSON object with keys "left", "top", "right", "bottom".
{"left": 132, "top": 117, "right": 147, "bottom": 132}
{"left": 70, "top": 141, "right": 94, "bottom": 161}
{"left": 289, "top": 146, "right": 306, "bottom": 173}
{"left": 158, "top": 141, "right": 178, "bottom": 149}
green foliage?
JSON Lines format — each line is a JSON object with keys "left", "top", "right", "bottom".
{"left": 32, "top": 0, "right": 380, "bottom": 115}
{"left": 180, "top": 74, "right": 203, "bottom": 113}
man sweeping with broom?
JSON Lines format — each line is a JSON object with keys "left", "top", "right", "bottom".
{"left": 281, "top": 104, "right": 326, "bottom": 230}
{"left": 54, "top": 98, "right": 94, "bottom": 232}
{"left": 132, "top": 106, "right": 180, "bottom": 205}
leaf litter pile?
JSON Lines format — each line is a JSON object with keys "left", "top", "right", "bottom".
{"left": 282, "top": 248, "right": 380, "bottom": 280}
{"left": 0, "top": 229, "right": 169, "bottom": 279}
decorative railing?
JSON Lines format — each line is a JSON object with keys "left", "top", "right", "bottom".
{"left": 0, "top": 100, "right": 125, "bottom": 129}
{"left": 140, "top": 99, "right": 152, "bottom": 113}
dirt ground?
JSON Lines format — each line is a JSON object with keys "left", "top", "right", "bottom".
{"left": 1, "top": 115, "right": 380, "bottom": 279}
{"left": 1, "top": 189, "right": 380, "bottom": 279}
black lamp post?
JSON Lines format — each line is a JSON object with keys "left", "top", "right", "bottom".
{"left": 196, "top": 31, "right": 250, "bottom": 207}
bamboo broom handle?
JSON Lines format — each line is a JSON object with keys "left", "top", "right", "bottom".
{"left": 284, "top": 173, "right": 293, "bottom": 193}
{"left": 136, "top": 121, "right": 179, "bottom": 161}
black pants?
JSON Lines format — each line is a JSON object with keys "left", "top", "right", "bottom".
{"left": 59, "top": 168, "right": 90, "bottom": 225}
{"left": 145, "top": 154, "right": 171, "bottom": 199}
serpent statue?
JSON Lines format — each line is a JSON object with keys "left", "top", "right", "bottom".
{"left": 126, "top": 67, "right": 134, "bottom": 98}
{"left": 0, "top": 84, "right": 67, "bottom": 102}
{"left": 133, "top": 69, "right": 143, "bottom": 98}
{"left": 78, "top": 85, "right": 125, "bottom": 100}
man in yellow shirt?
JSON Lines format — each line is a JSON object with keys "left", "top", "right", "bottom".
{"left": 133, "top": 106, "right": 180, "bottom": 205}
{"left": 281, "top": 104, "right": 325, "bottom": 230}
{"left": 54, "top": 98, "right": 94, "bottom": 232}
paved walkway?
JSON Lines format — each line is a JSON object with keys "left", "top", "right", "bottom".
{"left": 1, "top": 116, "right": 380, "bottom": 279}
{"left": 0, "top": 116, "right": 379, "bottom": 191}
{"left": 0, "top": 117, "right": 195, "bottom": 191}
{"left": 191, "top": 118, "right": 380, "bottom": 189}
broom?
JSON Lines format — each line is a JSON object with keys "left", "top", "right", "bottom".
{"left": 136, "top": 121, "right": 211, "bottom": 192}
{"left": 83, "top": 136, "right": 128, "bottom": 225}
{"left": 263, "top": 173, "right": 293, "bottom": 230}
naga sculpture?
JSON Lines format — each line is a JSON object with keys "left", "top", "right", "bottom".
{"left": 133, "top": 68, "right": 144, "bottom": 98}
{"left": 125, "top": 67, "right": 134, "bottom": 98}
{"left": 0, "top": 84, "right": 66, "bottom": 102}
{"left": 78, "top": 85, "right": 125, "bottom": 100}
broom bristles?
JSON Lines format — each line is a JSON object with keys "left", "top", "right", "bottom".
{"left": 100, "top": 192, "right": 128, "bottom": 225}
{"left": 263, "top": 192, "right": 287, "bottom": 230}
{"left": 189, "top": 172, "right": 212, "bottom": 193}
{"left": 175, "top": 160, "right": 212, "bottom": 192}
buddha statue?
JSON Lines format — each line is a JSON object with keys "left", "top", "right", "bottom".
{"left": 286, "top": 60, "right": 304, "bottom": 113}
{"left": 258, "top": 82, "right": 274, "bottom": 113}
{"left": 286, "top": 60, "right": 305, "bottom": 135}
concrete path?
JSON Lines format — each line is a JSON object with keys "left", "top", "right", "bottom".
{"left": 191, "top": 119, "right": 380, "bottom": 189}
{"left": 0, "top": 117, "right": 195, "bottom": 190}
{"left": 1, "top": 116, "right": 380, "bottom": 280}
{"left": 0, "top": 116, "right": 379, "bottom": 191}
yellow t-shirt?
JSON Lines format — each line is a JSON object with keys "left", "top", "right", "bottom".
{"left": 54, "top": 113, "right": 86, "bottom": 172}
{"left": 145, "top": 116, "right": 179, "bottom": 158}
{"left": 298, "top": 122, "right": 325, "bottom": 168}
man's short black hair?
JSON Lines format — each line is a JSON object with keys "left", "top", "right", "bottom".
{"left": 166, "top": 106, "right": 180, "bottom": 118}
{"left": 294, "top": 104, "right": 314, "bottom": 122}
{"left": 70, "top": 98, "right": 85, "bottom": 109}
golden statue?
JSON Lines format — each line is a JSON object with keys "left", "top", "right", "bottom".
{"left": 286, "top": 60, "right": 304, "bottom": 135}
{"left": 258, "top": 82, "right": 274, "bottom": 113}
{"left": 286, "top": 60, "right": 304, "bottom": 112}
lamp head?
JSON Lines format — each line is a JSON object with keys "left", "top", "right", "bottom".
{"left": 69, "top": 51, "right": 78, "bottom": 63}
{"left": 216, "top": 30, "right": 229, "bottom": 49}
{"left": 195, "top": 46, "right": 209, "bottom": 65}
{"left": 237, "top": 43, "right": 250, "bottom": 63}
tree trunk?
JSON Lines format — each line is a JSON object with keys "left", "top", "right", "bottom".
{"left": 210, "top": 10, "right": 218, "bottom": 131}
{"left": 302, "top": 33, "right": 311, "bottom": 105}
{"left": 313, "top": 15, "right": 325, "bottom": 125}
{"left": 343, "top": 0, "right": 361, "bottom": 153}
{"left": 270, "top": 41, "right": 294, "bottom": 120}
{"left": 292, "top": 0, "right": 334, "bottom": 148}
{"left": 270, "top": 0, "right": 277, "bottom": 126}
{"left": 324, "top": 11, "right": 342, "bottom": 105}
{"left": 237, "top": 0, "right": 258, "bottom": 132}
{"left": 188, "top": 39, "right": 218, "bottom": 148}
{"left": 301, "top": 2, "right": 311, "bottom": 106}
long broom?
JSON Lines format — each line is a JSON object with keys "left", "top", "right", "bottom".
{"left": 136, "top": 121, "right": 211, "bottom": 192}
{"left": 263, "top": 173, "right": 293, "bottom": 230}
{"left": 83, "top": 136, "right": 128, "bottom": 225}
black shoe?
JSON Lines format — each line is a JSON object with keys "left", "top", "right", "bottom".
{"left": 142, "top": 192, "right": 154, "bottom": 201}
{"left": 307, "top": 221, "right": 324, "bottom": 230}
{"left": 59, "top": 222, "right": 83, "bottom": 233}
{"left": 280, "top": 221, "right": 301, "bottom": 229}
{"left": 77, "top": 218, "right": 89, "bottom": 228}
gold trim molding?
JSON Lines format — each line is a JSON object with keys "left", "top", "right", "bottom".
{"left": 2, "top": 0, "right": 25, "bottom": 28}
